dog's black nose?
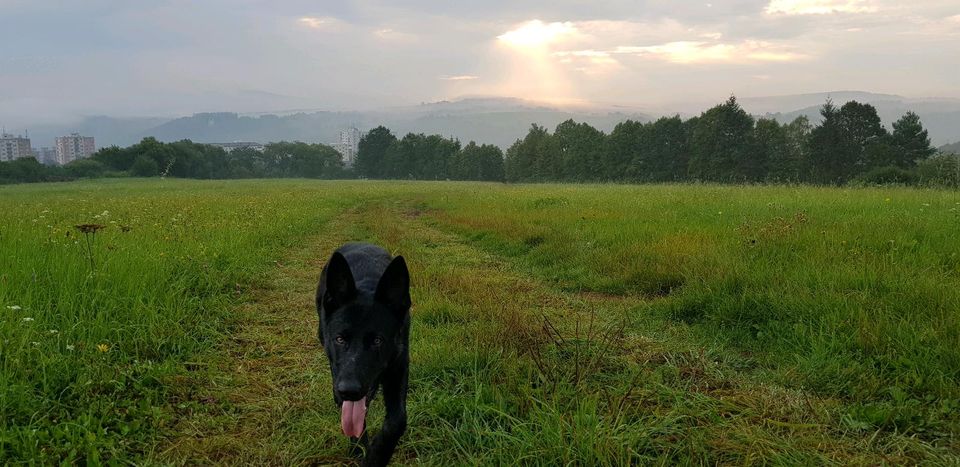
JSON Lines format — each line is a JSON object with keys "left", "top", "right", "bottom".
{"left": 337, "top": 381, "right": 365, "bottom": 401}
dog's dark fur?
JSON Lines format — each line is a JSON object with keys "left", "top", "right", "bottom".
{"left": 316, "top": 242, "right": 411, "bottom": 466}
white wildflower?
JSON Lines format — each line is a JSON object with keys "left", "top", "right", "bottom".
{"left": 22, "top": 317, "right": 34, "bottom": 322}
{"left": 66, "top": 344, "right": 75, "bottom": 351}
{"left": 6, "top": 305, "right": 21, "bottom": 310}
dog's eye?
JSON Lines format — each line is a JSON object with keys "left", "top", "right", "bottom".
{"left": 335, "top": 335, "right": 346, "bottom": 345}
{"left": 373, "top": 336, "right": 383, "bottom": 346}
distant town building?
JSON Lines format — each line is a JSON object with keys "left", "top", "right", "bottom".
{"left": 208, "top": 142, "right": 265, "bottom": 153}
{"left": 334, "top": 127, "right": 361, "bottom": 167}
{"left": 33, "top": 147, "right": 58, "bottom": 165}
{"left": 0, "top": 133, "right": 32, "bottom": 162}
{"left": 55, "top": 133, "right": 96, "bottom": 165}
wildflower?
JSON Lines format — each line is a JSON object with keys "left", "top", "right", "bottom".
{"left": 97, "top": 343, "right": 110, "bottom": 353}
{"left": 22, "top": 317, "right": 34, "bottom": 322}
{"left": 885, "top": 198, "right": 891, "bottom": 202}
{"left": 66, "top": 344, "right": 75, "bottom": 351}
{"left": 6, "top": 305, "right": 21, "bottom": 310}
{"left": 31, "top": 341, "right": 39, "bottom": 346}
{"left": 75, "top": 224, "right": 105, "bottom": 234}
{"left": 47, "top": 329, "right": 59, "bottom": 335}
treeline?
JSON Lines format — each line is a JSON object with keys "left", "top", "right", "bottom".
{"left": 504, "top": 97, "right": 956, "bottom": 186}
{"left": 0, "top": 138, "right": 345, "bottom": 184}
{"left": 354, "top": 127, "right": 504, "bottom": 181}
{"left": 3, "top": 96, "right": 959, "bottom": 187}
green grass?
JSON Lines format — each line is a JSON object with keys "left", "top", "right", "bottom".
{"left": 1, "top": 179, "right": 958, "bottom": 464}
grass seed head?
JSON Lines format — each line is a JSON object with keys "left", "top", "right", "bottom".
{"left": 75, "top": 224, "right": 106, "bottom": 234}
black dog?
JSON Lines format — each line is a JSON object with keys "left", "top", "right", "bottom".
{"left": 316, "top": 242, "right": 411, "bottom": 466}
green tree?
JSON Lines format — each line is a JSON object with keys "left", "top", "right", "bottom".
{"left": 91, "top": 145, "right": 131, "bottom": 171}
{"left": 167, "top": 140, "right": 206, "bottom": 178}
{"left": 781, "top": 116, "right": 813, "bottom": 182}
{"left": 839, "top": 101, "right": 887, "bottom": 173}
{"left": 419, "top": 135, "right": 460, "bottom": 180}
{"left": 755, "top": 118, "right": 789, "bottom": 182}
{"left": 224, "top": 147, "right": 268, "bottom": 178}
{"left": 505, "top": 125, "right": 557, "bottom": 182}
{"left": 810, "top": 100, "right": 887, "bottom": 183}
{"left": 130, "top": 155, "right": 159, "bottom": 177}
{"left": 378, "top": 133, "right": 458, "bottom": 180}
{"left": 0, "top": 157, "right": 60, "bottom": 183}
{"left": 454, "top": 142, "right": 504, "bottom": 181}
{"left": 689, "top": 96, "right": 760, "bottom": 182}
{"left": 554, "top": 120, "right": 604, "bottom": 181}
{"left": 637, "top": 116, "right": 690, "bottom": 182}
{"left": 264, "top": 141, "right": 343, "bottom": 178}
{"left": 64, "top": 159, "right": 105, "bottom": 178}
{"left": 477, "top": 144, "right": 505, "bottom": 181}
{"left": 808, "top": 101, "right": 845, "bottom": 183}
{"left": 890, "top": 111, "right": 935, "bottom": 167}
{"left": 355, "top": 126, "right": 396, "bottom": 178}
{"left": 916, "top": 153, "right": 960, "bottom": 188}
{"left": 604, "top": 120, "right": 644, "bottom": 182}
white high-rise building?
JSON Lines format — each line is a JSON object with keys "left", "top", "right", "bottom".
{"left": 34, "top": 147, "right": 58, "bottom": 165}
{"left": 55, "top": 133, "right": 96, "bottom": 165}
{"left": 1, "top": 133, "right": 32, "bottom": 162}
{"left": 335, "top": 127, "right": 362, "bottom": 167}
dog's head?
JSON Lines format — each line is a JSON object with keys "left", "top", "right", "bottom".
{"left": 321, "top": 252, "right": 410, "bottom": 402}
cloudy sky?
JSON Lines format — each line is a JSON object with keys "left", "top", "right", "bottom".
{"left": 1, "top": 0, "right": 958, "bottom": 125}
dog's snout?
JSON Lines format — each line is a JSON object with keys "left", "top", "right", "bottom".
{"left": 336, "top": 381, "right": 365, "bottom": 401}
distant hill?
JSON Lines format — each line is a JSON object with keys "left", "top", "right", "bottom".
{"left": 26, "top": 116, "right": 168, "bottom": 149}
{"left": 940, "top": 141, "right": 960, "bottom": 154}
{"left": 737, "top": 91, "right": 903, "bottom": 115}
{"left": 137, "top": 98, "right": 649, "bottom": 149}
{"left": 740, "top": 92, "right": 960, "bottom": 146}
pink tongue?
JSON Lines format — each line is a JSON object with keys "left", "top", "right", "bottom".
{"left": 340, "top": 397, "right": 367, "bottom": 438}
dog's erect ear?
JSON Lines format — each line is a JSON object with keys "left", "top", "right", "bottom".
{"left": 375, "top": 256, "right": 411, "bottom": 313}
{"left": 324, "top": 252, "right": 357, "bottom": 311}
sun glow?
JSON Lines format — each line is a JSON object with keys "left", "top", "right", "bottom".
{"left": 497, "top": 20, "right": 576, "bottom": 49}
{"left": 488, "top": 20, "right": 580, "bottom": 105}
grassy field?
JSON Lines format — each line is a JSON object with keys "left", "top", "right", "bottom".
{"left": 1, "top": 179, "right": 958, "bottom": 464}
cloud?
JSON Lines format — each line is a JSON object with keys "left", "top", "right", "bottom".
{"left": 558, "top": 40, "right": 808, "bottom": 65}
{"left": 373, "top": 28, "right": 417, "bottom": 41}
{"left": 766, "top": 0, "right": 877, "bottom": 15}
{"left": 1, "top": 0, "right": 959, "bottom": 125}
{"left": 439, "top": 75, "right": 480, "bottom": 81}
{"left": 298, "top": 16, "right": 348, "bottom": 31}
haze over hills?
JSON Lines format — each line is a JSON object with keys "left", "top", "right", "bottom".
{"left": 743, "top": 91, "right": 960, "bottom": 146}
{"left": 20, "top": 92, "right": 960, "bottom": 150}
{"left": 23, "top": 97, "right": 650, "bottom": 149}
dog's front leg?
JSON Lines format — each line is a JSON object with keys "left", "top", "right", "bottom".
{"left": 363, "top": 364, "right": 407, "bottom": 467}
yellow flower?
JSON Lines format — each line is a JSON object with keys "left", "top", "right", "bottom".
{"left": 97, "top": 343, "right": 110, "bottom": 353}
